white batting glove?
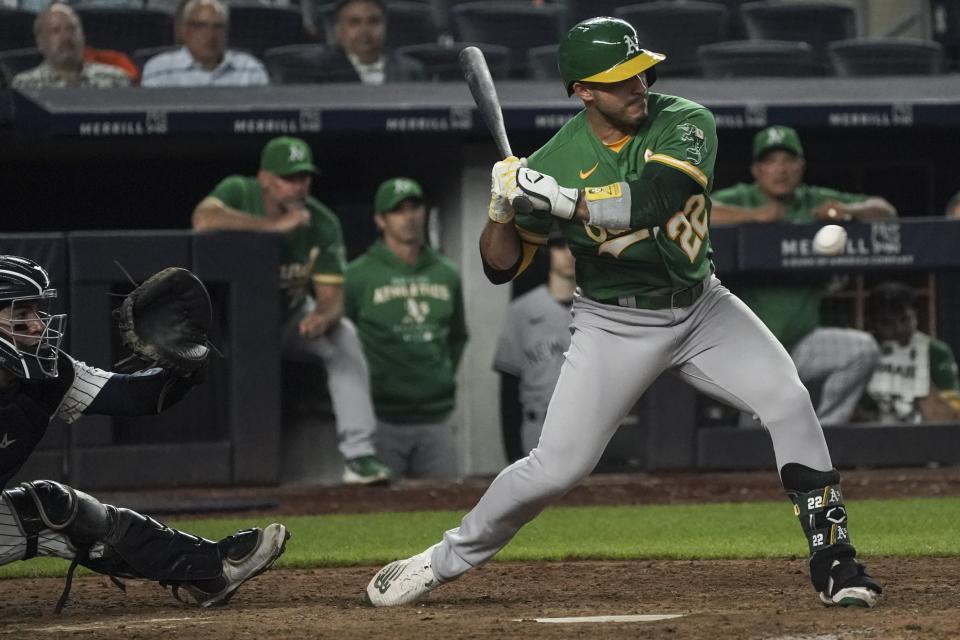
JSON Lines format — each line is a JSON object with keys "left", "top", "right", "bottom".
{"left": 516, "top": 168, "right": 579, "bottom": 220}
{"left": 489, "top": 156, "right": 527, "bottom": 223}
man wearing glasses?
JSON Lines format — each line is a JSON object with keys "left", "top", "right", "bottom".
{"left": 142, "top": 0, "right": 268, "bottom": 87}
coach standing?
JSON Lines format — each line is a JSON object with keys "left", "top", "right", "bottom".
{"left": 192, "top": 136, "right": 392, "bottom": 485}
{"left": 343, "top": 178, "right": 467, "bottom": 479}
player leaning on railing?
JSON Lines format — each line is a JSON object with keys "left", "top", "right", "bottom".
{"left": 366, "top": 17, "right": 882, "bottom": 609}
{"left": 0, "top": 256, "right": 288, "bottom": 612}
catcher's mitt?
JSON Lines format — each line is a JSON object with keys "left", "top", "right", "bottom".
{"left": 115, "top": 267, "right": 212, "bottom": 376}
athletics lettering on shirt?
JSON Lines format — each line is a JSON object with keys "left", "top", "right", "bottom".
{"left": 372, "top": 281, "right": 451, "bottom": 305}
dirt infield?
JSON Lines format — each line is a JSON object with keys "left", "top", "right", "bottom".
{"left": 2, "top": 467, "right": 958, "bottom": 639}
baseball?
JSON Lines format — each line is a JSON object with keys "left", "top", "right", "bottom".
{"left": 813, "top": 224, "right": 847, "bottom": 256}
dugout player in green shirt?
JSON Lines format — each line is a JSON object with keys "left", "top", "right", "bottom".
{"left": 367, "top": 17, "right": 881, "bottom": 609}
{"left": 343, "top": 178, "right": 467, "bottom": 479}
{"left": 192, "top": 136, "right": 392, "bottom": 485}
{"left": 712, "top": 126, "right": 896, "bottom": 425}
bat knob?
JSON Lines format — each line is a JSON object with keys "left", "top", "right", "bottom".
{"left": 511, "top": 195, "right": 533, "bottom": 214}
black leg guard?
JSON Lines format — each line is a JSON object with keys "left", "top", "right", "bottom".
{"left": 83, "top": 507, "right": 223, "bottom": 583}
{"left": 781, "top": 463, "right": 882, "bottom": 602}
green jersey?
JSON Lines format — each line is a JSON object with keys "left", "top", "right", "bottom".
{"left": 208, "top": 175, "right": 347, "bottom": 319}
{"left": 517, "top": 93, "right": 717, "bottom": 300}
{"left": 344, "top": 240, "right": 468, "bottom": 424}
{"left": 711, "top": 182, "right": 868, "bottom": 351}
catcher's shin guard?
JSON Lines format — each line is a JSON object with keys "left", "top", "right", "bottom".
{"left": 780, "top": 463, "right": 881, "bottom": 607}
{"left": 83, "top": 507, "right": 222, "bottom": 582}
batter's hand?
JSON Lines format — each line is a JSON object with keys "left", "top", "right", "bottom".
{"left": 516, "top": 168, "right": 579, "bottom": 220}
{"left": 489, "top": 156, "right": 527, "bottom": 223}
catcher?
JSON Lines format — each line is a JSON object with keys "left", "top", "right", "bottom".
{"left": 0, "top": 255, "right": 288, "bottom": 612}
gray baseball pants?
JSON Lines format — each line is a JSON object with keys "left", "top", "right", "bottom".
{"left": 375, "top": 416, "right": 458, "bottom": 480}
{"left": 281, "top": 301, "right": 378, "bottom": 461}
{"left": 432, "top": 276, "right": 832, "bottom": 581}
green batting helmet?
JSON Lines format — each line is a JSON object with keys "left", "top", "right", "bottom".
{"left": 558, "top": 17, "right": 665, "bottom": 97}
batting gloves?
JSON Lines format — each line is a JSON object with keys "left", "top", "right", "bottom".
{"left": 489, "top": 156, "right": 527, "bottom": 223}
{"left": 516, "top": 168, "right": 579, "bottom": 220}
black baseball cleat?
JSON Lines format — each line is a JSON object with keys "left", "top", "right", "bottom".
{"left": 173, "top": 523, "right": 290, "bottom": 607}
{"left": 818, "top": 558, "right": 882, "bottom": 607}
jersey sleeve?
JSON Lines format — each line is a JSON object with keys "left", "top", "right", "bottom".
{"left": 646, "top": 107, "right": 717, "bottom": 192}
{"left": 710, "top": 183, "right": 750, "bottom": 205}
{"left": 207, "top": 175, "right": 248, "bottom": 210}
{"left": 493, "top": 301, "right": 524, "bottom": 376}
{"left": 809, "top": 186, "right": 869, "bottom": 205}
{"left": 311, "top": 205, "right": 347, "bottom": 285}
{"left": 53, "top": 356, "right": 115, "bottom": 424}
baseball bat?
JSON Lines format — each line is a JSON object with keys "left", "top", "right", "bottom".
{"left": 458, "top": 46, "right": 532, "bottom": 214}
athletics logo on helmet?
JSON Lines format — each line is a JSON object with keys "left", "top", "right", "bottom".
{"left": 557, "top": 17, "right": 666, "bottom": 96}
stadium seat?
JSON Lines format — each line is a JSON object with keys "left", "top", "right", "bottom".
{"left": 384, "top": 1, "right": 442, "bottom": 48}
{"left": 262, "top": 43, "right": 330, "bottom": 84}
{"left": 0, "top": 8, "right": 40, "bottom": 53}
{"left": 562, "top": 0, "right": 651, "bottom": 29}
{"left": 132, "top": 45, "right": 178, "bottom": 72}
{"left": 615, "top": 1, "right": 728, "bottom": 77}
{"left": 72, "top": 6, "right": 174, "bottom": 56}
{"left": 527, "top": 43, "right": 560, "bottom": 81}
{"left": 829, "top": 38, "right": 944, "bottom": 76}
{"left": 227, "top": 5, "right": 312, "bottom": 59}
{"left": 0, "top": 47, "right": 43, "bottom": 89}
{"left": 697, "top": 40, "right": 819, "bottom": 77}
{"left": 740, "top": 1, "right": 857, "bottom": 71}
{"left": 395, "top": 42, "right": 509, "bottom": 81}
{"left": 450, "top": 1, "right": 565, "bottom": 78}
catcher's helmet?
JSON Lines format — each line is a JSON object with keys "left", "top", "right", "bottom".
{"left": 0, "top": 255, "right": 66, "bottom": 379}
{"left": 558, "top": 17, "right": 665, "bottom": 97}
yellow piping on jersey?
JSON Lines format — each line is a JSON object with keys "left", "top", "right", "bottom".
{"left": 647, "top": 153, "right": 708, "bottom": 189}
{"left": 312, "top": 274, "right": 344, "bottom": 285}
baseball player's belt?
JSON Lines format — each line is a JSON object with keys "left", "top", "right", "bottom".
{"left": 596, "top": 276, "right": 707, "bottom": 310}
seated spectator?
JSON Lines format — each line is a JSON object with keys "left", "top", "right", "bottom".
{"left": 493, "top": 232, "right": 574, "bottom": 463}
{"left": 712, "top": 125, "right": 897, "bottom": 425}
{"left": 343, "top": 178, "right": 468, "bottom": 479}
{"left": 860, "top": 282, "right": 960, "bottom": 423}
{"left": 12, "top": 3, "right": 130, "bottom": 89}
{"left": 192, "top": 136, "right": 391, "bottom": 485}
{"left": 142, "top": 0, "right": 268, "bottom": 87}
{"left": 310, "top": 0, "right": 425, "bottom": 84}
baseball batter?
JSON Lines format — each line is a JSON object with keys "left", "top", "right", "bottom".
{"left": 366, "top": 18, "right": 881, "bottom": 609}
{"left": 0, "top": 256, "right": 287, "bottom": 610}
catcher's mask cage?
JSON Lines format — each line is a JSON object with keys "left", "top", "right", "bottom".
{"left": 0, "top": 256, "right": 67, "bottom": 379}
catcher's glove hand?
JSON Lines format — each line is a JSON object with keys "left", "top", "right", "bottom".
{"left": 114, "top": 267, "right": 212, "bottom": 376}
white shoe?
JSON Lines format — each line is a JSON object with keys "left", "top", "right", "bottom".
{"left": 365, "top": 545, "right": 442, "bottom": 607}
{"left": 180, "top": 523, "right": 290, "bottom": 608}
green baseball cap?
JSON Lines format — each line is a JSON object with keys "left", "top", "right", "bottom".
{"left": 259, "top": 136, "right": 319, "bottom": 176}
{"left": 375, "top": 177, "right": 424, "bottom": 213}
{"left": 752, "top": 126, "right": 804, "bottom": 161}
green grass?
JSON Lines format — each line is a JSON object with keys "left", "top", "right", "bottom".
{"left": 3, "top": 497, "right": 958, "bottom": 580}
